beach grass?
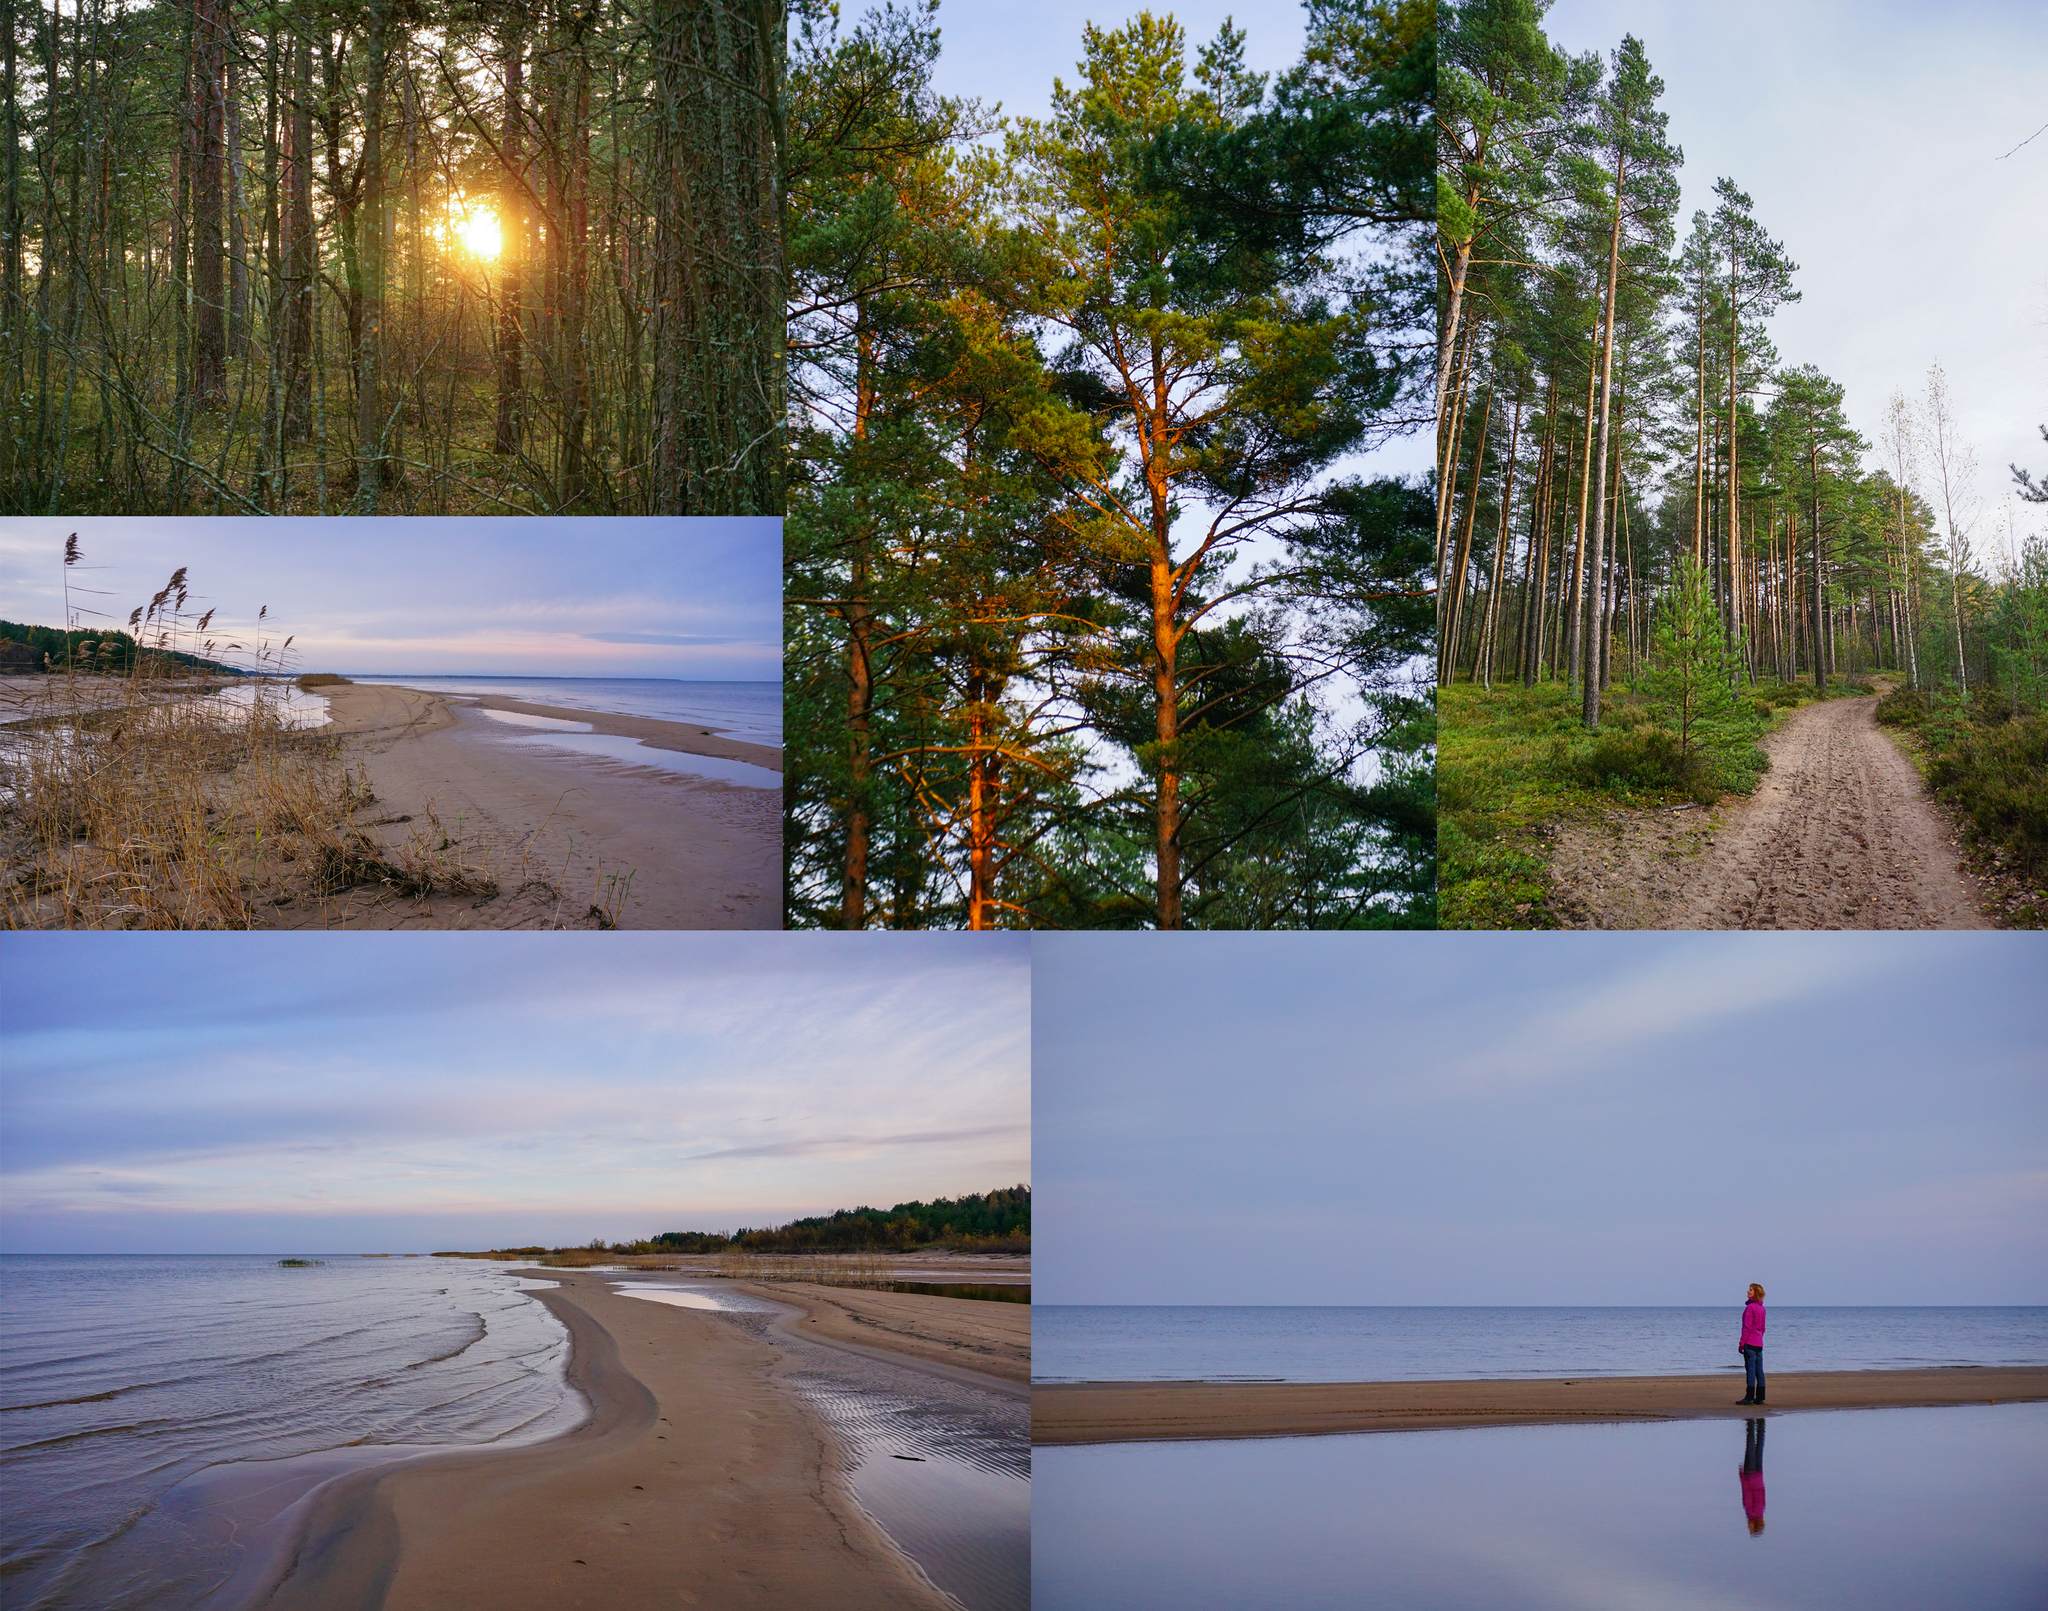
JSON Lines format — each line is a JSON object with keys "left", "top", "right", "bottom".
{"left": 2, "top": 562, "right": 509, "bottom": 928}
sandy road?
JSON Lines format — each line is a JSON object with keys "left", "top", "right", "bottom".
{"left": 1549, "top": 694, "right": 1990, "bottom": 930}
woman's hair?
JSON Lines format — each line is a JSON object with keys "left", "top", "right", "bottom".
{"left": 1747, "top": 1283, "right": 1765, "bottom": 1300}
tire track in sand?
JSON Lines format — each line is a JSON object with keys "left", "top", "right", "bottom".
{"left": 1670, "top": 693, "right": 1989, "bottom": 929}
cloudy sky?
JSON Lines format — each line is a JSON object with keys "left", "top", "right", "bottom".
{"left": 1545, "top": 0, "right": 2047, "bottom": 560}
{"left": 938, "top": 0, "right": 2048, "bottom": 544}
{"left": 0, "top": 934, "right": 1028, "bottom": 1254}
{"left": 1035, "top": 932, "right": 2047, "bottom": 1305}
{"left": 0, "top": 517, "right": 779, "bottom": 681}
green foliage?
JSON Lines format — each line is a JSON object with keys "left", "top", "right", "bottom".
{"left": 1628, "top": 556, "right": 1768, "bottom": 800}
{"left": 788, "top": 5, "right": 1433, "bottom": 927}
{"left": 0, "top": 620, "right": 241, "bottom": 678}
{"left": 658, "top": 1185, "right": 1032, "bottom": 1254}
{"left": 1925, "top": 712, "right": 2048, "bottom": 902}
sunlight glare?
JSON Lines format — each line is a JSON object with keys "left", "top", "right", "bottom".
{"left": 455, "top": 208, "right": 501, "bottom": 260}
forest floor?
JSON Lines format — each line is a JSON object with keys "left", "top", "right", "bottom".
{"left": 1542, "top": 691, "right": 1993, "bottom": 930}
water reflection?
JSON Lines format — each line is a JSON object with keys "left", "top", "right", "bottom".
{"left": 1033, "top": 1404, "right": 2048, "bottom": 1610}
{"left": 1741, "top": 1417, "right": 1766, "bottom": 1534}
{"left": 887, "top": 1281, "right": 1030, "bottom": 1304}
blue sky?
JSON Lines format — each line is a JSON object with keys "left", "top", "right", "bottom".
{"left": 0, "top": 517, "right": 780, "bottom": 680}
{"left": 0, "top": 934, "right": 1029, "bottom": 1254}
{"left": 1034, "top": 933, "right": 2048, "bottom": 1305}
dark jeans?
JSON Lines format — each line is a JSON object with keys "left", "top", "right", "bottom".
{"left": 1743, "top": 1344, "right": 1765, "bottom": 1400}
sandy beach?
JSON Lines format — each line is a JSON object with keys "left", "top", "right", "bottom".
{"left": 318, "top": 682, "right": 779, "bottom": 929}
{"left": 734, "top": 1279, "right": 1032, "bottom": 1387}
{"left": 1032, "top": 1367, "right": 2048, "bottom": 1446}
{"left": 263, "top": 1269, "right": 990, "bottom": 1611}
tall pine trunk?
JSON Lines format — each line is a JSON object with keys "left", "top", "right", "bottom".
{"left": 191, "top": 0, "right": 226, "bottom": 407}
{"left": 493, "top": 20, "right": 524, "bottom": 455}
{"left": 648, "top": 0, "right": 784, "bottom": 515}
{"left": 1582, "top": 149, "right": 1625, "bottom": 730}
{"left": 351, "top": 0, "right": 388, "bottom": 510}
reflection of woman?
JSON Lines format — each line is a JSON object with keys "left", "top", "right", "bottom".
{"left": 1740, "top": 1418, "right": 1766, "bottom": 1535}
{"left": 1738, "top": 1284, "right": 1767, "bottom": 1405}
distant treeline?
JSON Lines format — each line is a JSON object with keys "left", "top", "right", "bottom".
{"left": 0, "top": 620, "right": 243, "bottom": 677}
{"left": 661, "top": 1185, "right": 1031, "bottom": 1254}
{"left": 433, "top": 1185, "right": 1031, "bottom": 1260}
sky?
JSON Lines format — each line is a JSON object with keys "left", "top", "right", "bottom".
{"left": 1034, "top": 932, "right": 2048, "bottom": 1306}
{"left": 1544, "top": 0, "right": 2048, "bottom": 562}
{"left": 0, "top": 933, "right": 1029, "bottom": 1254}
{"left": 0, "top": 517, "right": 780, "bottom": 681}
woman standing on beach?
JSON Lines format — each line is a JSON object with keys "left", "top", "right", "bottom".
{"left": 1739, "top": 1284, "right": 1767, "bottom": 1404}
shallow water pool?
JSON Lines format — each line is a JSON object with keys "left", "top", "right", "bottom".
{"left": 1033, "top": 1403, "right": 2047, "bottom": 1610}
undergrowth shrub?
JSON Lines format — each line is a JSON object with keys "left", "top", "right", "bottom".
{"left": 1925, "top": 712, "right": 2048, "bottom": 885}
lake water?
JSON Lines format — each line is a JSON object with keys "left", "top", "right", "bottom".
{"left": 1033, "top": 1403, "right": 2048, "bottom": 1610}
{"left": 0, "top": 1255, "right": 579, "bottom": 1611}
{"left": 344, "top": 677, "right": 781, "bottom": 745}
{"left": 1034, "top": 1306, "right": 2048, "bottom": 1382}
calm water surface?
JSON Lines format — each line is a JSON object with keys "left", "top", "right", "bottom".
{"left": 0, "top": 1255, "right": 578, "bottom": 1611}
{"left": 1034, "top": 1403, "right": 2048, "bottom": 1610}
{"left": 345, "top": 677, "right": 781, "bottom": 743}
{"left": 1035, "top": 1306, "right": 2048, "bottom": 1382}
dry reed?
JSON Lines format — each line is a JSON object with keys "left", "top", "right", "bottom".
{"left": 713, "top": 1251, "right": 894, "bottom": 1290}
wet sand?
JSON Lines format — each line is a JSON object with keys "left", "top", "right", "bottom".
{"left": 265, "top": 1270, "right": 953, "bottom": 1611}
{"left": 736, "top": 1279, "right": 1032, "bottom": 1388}
{"left": 323, "top": 682, "right": 778, "bottom": 929}
{"left": 1032, "top": 1367, "right": 2048, "bottom": 1446}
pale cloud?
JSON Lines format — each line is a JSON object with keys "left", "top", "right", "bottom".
{"left": 0, "top": 516, "right": 778, "bottom": 678}
{"left": 1, "top": 934, "right": 1029, "bottom": 1250}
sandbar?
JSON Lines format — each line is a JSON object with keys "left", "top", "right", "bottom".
{"left": 264, "top": 1270, "right": 953, "bottom": 1611}
{"left": 319, "top": 681, "right": 779, "bottom": 929}
{"left": 1031, "top": 1367, "right": 2048, "bottom": 1446}
{"left": 734, "top": 1279, "right": 1032, "bottom": 1389}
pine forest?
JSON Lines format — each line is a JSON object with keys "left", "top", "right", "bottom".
{"left": 785, "top": 0, "right": 1436, "bottom": 929}
{"left": 1435, "top": 0, "right": 2048, "bottom": 928}
{"left": 1, "top": 0, "right": 784, "bottom": 516}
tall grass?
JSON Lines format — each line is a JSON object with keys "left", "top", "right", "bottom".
{"left": 2, "top": 550, "right": 495, "bottom": 927}
{"left": 714, "top": 1251, "right": 894, "bottom": 1290}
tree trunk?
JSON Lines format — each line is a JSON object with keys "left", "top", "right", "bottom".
{"left": 966, "top": 669, "right": 996, "bottom": 930}
{"left": 647, "top": 0, "right": 785, "bottom": 515}
{"left": 191, "top": 0, "right": 226, "bottom": 406}
{"left": 1582, "top": 152, "right": 1624, "bottom": 730}
{"left": 281, "top": 31, "right": 313, "bottom": 439}
{"left": 1807, "top": 445, "right": 1826, "bottom": 693}
{"left": 1441, "top": 377, "right": 1491, "bottom": 686}
{"left": 493, "top": 20, "right": 524, "bottom": 455}
{"left": 351, "top": 0, "right": 388, "bottom": 510}
{"left": 226, "top": 36, "right": 249, "bottom": 361}
{"left": 1478, "top": 394, "right": 1522, "bottom": 688}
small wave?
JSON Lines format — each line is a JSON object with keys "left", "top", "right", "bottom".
{"left": 1, "top": 1388, "right": 125, "bottom": 1412}
{"left": 4, "top": 1418, "right": 187, "bottom": 1455}
{"left": 405, "top": 1313, "right": 488, "bottom": 1371}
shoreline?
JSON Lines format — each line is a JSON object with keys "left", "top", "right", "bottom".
{"left": 318, "top": 682, "right": 778, "bottom": 929}
{"left": 1031, "top": 1366, "right": 2048, "bottom": 1446}
{"left": 262, "top": 1269, "right": 953, "bottom": 1611}
{"left": 734, "top": 1279, "right": 1032, "bottom": 1392}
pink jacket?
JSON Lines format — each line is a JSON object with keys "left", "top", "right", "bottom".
{"left": 1741, "top": 1301, "right": 1766, "bottom": 1348}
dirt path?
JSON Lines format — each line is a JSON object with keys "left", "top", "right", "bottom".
{"left": 1548, "top": 694, "right": 1992, "bottom": 930}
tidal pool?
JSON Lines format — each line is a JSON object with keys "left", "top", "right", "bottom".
{"left": 1032, "top": 1403, "right": 2047, "bottom": 1610}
